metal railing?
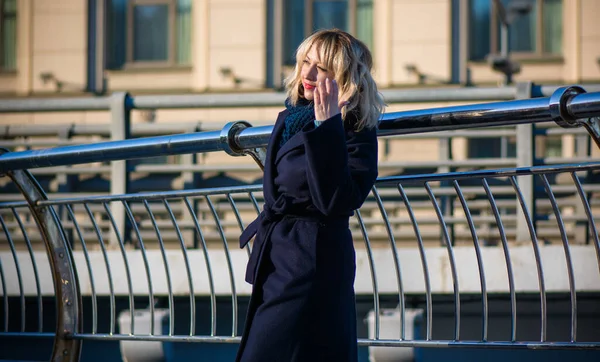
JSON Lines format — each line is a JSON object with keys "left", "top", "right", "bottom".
{"left": 0, "top": 85, "right": 599, "bottom": 361}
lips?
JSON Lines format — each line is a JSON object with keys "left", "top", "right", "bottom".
{"left": 303, "top": 81, "right": 315, "bottom": 90}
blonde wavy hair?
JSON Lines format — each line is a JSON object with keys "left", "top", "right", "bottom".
{"left": 284, "top": 28, "right": 385, "bottom": 131}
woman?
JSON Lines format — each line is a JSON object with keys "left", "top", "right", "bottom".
{"left": 237, "top": 29, "right": 385, "bottom": 361}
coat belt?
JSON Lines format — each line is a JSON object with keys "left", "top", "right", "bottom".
{"left": 239, "top": 206, "right": 327, "bottom": 284}
{"left": 239, "top": 207, "right": 281, "bottom": 249}
{"left": 239, "top": 207, "right": 285, "bottom": 284}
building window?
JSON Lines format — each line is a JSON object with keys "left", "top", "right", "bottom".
{"left": 0, "top": 0, "right": 16, "bottom": 71}
{"left": 468, "top": 0, "right": 562, "bottom": 61}
{"left": 107, "top": 0, "right": 192, "bottom": 69}
{"left": 544, "top": 136, "right": 562, "bottom": 158}
{"left": 468, "top": 136, "right": 517, "bottom": 159}
{"left": 283, "top": 0, "right": 373, "bottom": 65}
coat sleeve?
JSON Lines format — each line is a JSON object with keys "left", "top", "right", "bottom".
{"left": 300, "top": 113, "right": 379, "bottom": 216}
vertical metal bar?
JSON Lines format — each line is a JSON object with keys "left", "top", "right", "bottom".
{"left": 227, "top": 194, "right": 252, "bottom": 257}
{"left": 355, "top": 209, "right": 380, "bottom": 340}
{"left": 178, "top": 152, "right": 197, "bottom": 247}
{"left": 11, "top": 207, "right": 43, "bottom": 332}
{"left": 163, "top": 199, "right": 196, "bottom": 336}
{"left": 123, "top": 200, "right": 156, "bottom": 335}
{"left": 103, "top": 202, "right": 135, "bottom": 335}
{"left": 425, "top": 182, "right": 461, "bottom": 340}
{"left": 0, "top": 214, "right": 25, "bottom": 332}
{"left": 66, "top": 204, "right": 98, "bottom": 335}
{"left": 143, "top": 199, "right": 175, "bottom": 336}
{"left": 205, "top": 195, "right": 238, "bottom": 337}
{"left": 184, "top": 197, "right": 217, "bottom": 336}
{"left": 248, "top": 192, "right": 261, "bottom": 214}
{"left": 570, "top": 173, "right": 600, "bottom": 273}
{"left": 574, "top": 136, "right": 591, "bottom": 245}
{"left": 482, "top": 178, "right": 517, "bottom": 341}
{"left": 398, "top": 184, "right": 432, "bottom": 340}
{"left": 371, "top": 186, "right": 405, "bottom": 339}
{"left": 84, "top": 203, "right": 116, "bottom": 335}
{"left": 452, "top": 180, "right": 488, "bottom": 341}
{"left": 510, "top": 176, "right": 547, "bottom": 342}
{"left": 515, "top": 82, "right": 536, "bottom": 243}
{"left": 438, "top": 136, "right": 454, "bottom": 247}
{"left": 540, "top": 174, "right": 577, "bottom": 342}
{"left": 110, "top": 92, "right": 131, "bottom": 247}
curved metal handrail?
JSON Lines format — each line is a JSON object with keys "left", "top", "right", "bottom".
{"left": 1, "top": 149, "right": 82, "bottom": 362}
{"left": 0, "top": 86, "right": 598, "bottom": 173}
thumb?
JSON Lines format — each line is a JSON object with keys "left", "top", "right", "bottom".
{"left": 338, "top": 100, "right": 350, "bottom": 108}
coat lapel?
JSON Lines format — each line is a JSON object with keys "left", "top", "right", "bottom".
{"left": 274, "top": 131, "right": 305, "bottom": 165}
{"left": 263, "top": 110, "right": 288, "bottom": 206}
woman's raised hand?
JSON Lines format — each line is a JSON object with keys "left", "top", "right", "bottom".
{"left": 314, "top": 78, "right": 349, "bottom": 121}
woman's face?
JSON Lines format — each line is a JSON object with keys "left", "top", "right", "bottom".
{"left": 300, "top": 45, "right": 335, "bottom": 101}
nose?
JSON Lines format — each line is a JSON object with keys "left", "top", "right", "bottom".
{"left": 303, "top": 64, "right": 317, "bottom": 80}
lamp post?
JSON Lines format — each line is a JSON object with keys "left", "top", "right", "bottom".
{"left": 489, "top": 0, "right": 532, "bottom": 85}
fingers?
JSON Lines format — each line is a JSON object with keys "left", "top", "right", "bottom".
{"left": 331, "top": 78, "right": 337, "bottom": 96}
{"left": 314, "top": 78, "right": 341, "bottom": 121}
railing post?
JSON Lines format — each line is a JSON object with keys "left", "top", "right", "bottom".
{"left": 110, "top": 92, "right": 132, "bottom": 246}
{"left": 515, "top": 81, "right": 536, "bottom": 243}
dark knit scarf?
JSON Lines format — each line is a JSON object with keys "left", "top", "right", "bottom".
{"left": 279, "top": 97, "right": 315, "bottom": 148}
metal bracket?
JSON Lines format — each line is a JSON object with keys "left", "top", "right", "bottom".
{"left": 581, "top": 117, "right": 600, "bottom": 150}
{"left": 548, "top": 86, "right": 600, "bottom": 150}
{"left": 548, "top": 85, "right": 587, "bottom": 128}
{"left": 220, "top": 121, "right": 267, "bottom": 170}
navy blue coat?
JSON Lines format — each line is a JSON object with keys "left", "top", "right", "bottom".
{"left": 236, "top": 108, "right": 378, "bottom": 362}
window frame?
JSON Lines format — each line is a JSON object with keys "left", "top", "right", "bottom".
{"left": 282, "top": 0, "right": 368, "bottom": 66}
{"left": 471, "top": 0, "right": 562, "bottom": 62}
{"left": 303, "top": 0, "right": 357, "bottom": 37}
{"left": 122, "top": 0, "right": 184, "bottom": 69}
{"left": 0, "top": 0, "right": 17, "bottom": 71}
